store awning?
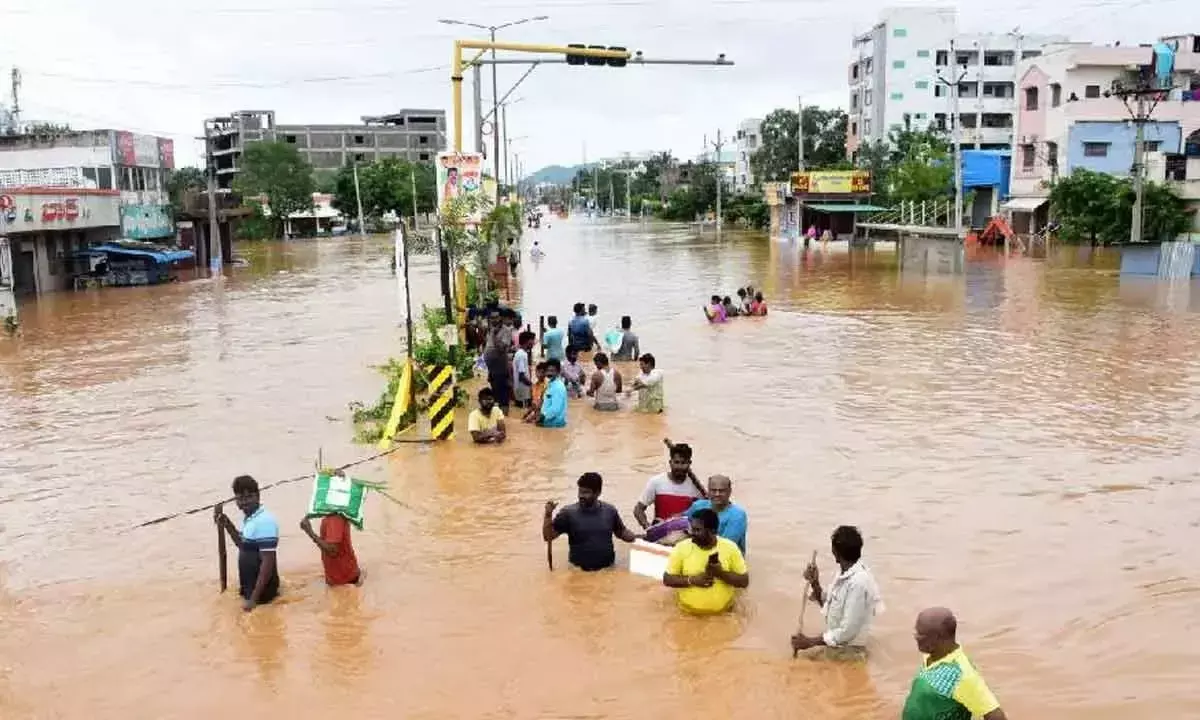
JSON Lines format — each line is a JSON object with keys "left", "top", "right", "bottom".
{"left": 802, "top": 203, "right": 890, "bottom": 213}
{"left": 90, "top": 243, "right": 195, "bottom": 264}
{"left": 1000, "top": 197, "right": 1048, "bottom": 212}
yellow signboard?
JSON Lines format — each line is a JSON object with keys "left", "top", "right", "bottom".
{"left": 790, "top": 170, "right": 871, "bottom": 195}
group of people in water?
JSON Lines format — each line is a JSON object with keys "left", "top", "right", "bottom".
{"left": 706, "top": 285, "right": 768, "bottom": 323}
{"left": 468, "top": 300, "right": 666, "bottom": 440}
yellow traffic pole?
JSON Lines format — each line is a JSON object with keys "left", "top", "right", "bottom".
{"left": 450, "top": 41, "right": 630, "bottom": 153}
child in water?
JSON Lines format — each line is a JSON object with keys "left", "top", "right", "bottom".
{"left": 524, "top": 361, "right": 548, "bottom": 423}
{"left": 722, "top": 296, "right": 741, "bottom": 318}
{"left": 705, "top": 295, "right": 728, "bottom": 323}
{"left": 750, "top": 292, "right": 768, "bottom": 316}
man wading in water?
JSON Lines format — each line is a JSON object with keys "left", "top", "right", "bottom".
{"left": 214, "top": 475, "right": 280, "bottom": 611}
{"left": 902, "top": 607, "right": 1008, "bottom": 720}
{"left": 633, "top": 443, "right": 706, "bottom": 531}
{"left": 543, "top": 472, "right": 640, "bottom": 571}
{"left": 791, "top": 525, "right": 882, "bottom": 660}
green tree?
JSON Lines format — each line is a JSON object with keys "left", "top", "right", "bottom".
{"left": 889, "top": 128, "right": 954, "bottom": 203}
{"left": 334, "top": 158, "right": 437, "bottom": 221}
{"left": 751, "top": 106, "right": 849, "bottom": 182}
{"left": 1049, "top": 168, "right": 1191, "bottom": 245}
{"left": 166, "top": 166, "right": 205, "bottom": 214}
{"left": 232, "top": 141, "right": 315, "bottom": 238}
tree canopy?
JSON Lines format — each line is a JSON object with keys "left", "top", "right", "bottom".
{"left": 751, "top": 106, "right": 849, "bottom": 182}
{"left": 232, "top": 141, "right": 315, "bottom": 237}
{"left": 1049, "top": 168, "right": 1191, "bottom": 245}
{"left": 331, "top": 157, "right": 437, "bottom": 222}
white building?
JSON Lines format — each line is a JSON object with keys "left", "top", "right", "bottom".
{"left": 734, "top": 118, "right": 762, "bottom": 194}
{"left": 1007, "top": 36, "right": 1200, "bottom": 232}
{"left": 846, "top": 6, "right": 1067, "bottom": 157}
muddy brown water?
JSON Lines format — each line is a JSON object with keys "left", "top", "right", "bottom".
{"left": 1, "top": 221, "right": 1198, "bottom": 718}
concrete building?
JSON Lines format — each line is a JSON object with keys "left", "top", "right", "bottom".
{"left": 206, "top": 109, "right": 447, "bottom": 191}
{"left": 734, "top": 118, "right": 762, "bottom": 193}
{"left": 0, "top": 128, "right": 180, "bottom": 295}
{"left": 846, "top": 6, "right": 1066, "bottom": 157}
{"left": 1007, "top": 36, "right": 1200, "bottom": 232}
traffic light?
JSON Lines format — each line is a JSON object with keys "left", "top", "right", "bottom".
{"left": 566, "top": 44, "right": 629, "bottom": 67}
{"left": 586, "top": 45, "right": 607, "bottom": 66}
{"left": 566, "top": 43, "right": 586, "bottom": 66}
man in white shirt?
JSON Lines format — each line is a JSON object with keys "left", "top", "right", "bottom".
{"left": 790, "top": 525, "right": 883, "bottom": 661}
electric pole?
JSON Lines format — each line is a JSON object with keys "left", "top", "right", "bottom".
{"left": 936, "top": 40, "right": 969, "bottom": 237}
{"left": 9, "top": 68, "right": 20, "bottom": 131}
{"left": 501, "top": 103, "right": 509, "bottom": 191}
{"left": 711, "top": 129, "right": 724, "bottom": 241}
{"left": 1112, "top": 71, "right": 1170, "bottom": 243}
{"left": 202, "top": 121, "right": 222, "bottom": 274}
{"left": 609, "top": 169, "right": 615, "bottom": 216}
{"left": 353, "top": 161, "right": 366, "bottom": 239}
{"left": 797, "top": 95, "right": 805, "bottom": 171}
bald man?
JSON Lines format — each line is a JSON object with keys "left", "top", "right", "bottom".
{"left": 901, "top": 607, "right": 1008, "bottom": 720}
{"left": 687, "top": 475, "right": 748, "bottom": 554}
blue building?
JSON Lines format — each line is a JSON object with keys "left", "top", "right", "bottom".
{"left": 1065, "top": 121, "right": 1183, "bottom": 176}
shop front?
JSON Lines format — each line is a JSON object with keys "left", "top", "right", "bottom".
{"left": 0, "top": 188, "right": 121, "bottom": 295}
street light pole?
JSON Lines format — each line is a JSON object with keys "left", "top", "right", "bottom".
{"left": 936, "top": 40, "right": 969, "bottom": 238}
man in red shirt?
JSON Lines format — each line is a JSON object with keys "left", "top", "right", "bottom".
{"left": 300, "top": 513, "right": 362, "bottom": 586}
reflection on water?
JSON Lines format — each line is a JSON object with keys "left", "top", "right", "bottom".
{"left": 1, "top": 225, "right": 1199, "bottom": 718}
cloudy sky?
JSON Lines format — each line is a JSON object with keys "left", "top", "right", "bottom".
{"left": 2, "top": 0, "right": 1195, "bottom": 173}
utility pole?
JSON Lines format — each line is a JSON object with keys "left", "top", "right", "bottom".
{"left": 472, "top": 64, "right": 485, "bottom": 156}
{"left": 9, "top": 68, "right": 20, "bottom": 131}
{"left": 203, "top": 122, "right": 221, "bottom": 274}
{"left": 489, "top": 28, "right": 502, "bottom": 195}
{"left": 1111, "top": 69, "right": 1170, "bottom": 243}
{"left": 609, "top": 170, "right": 615, "bottom": 216}
{"left": 936, "top": 40, "right": 969, "bottom": 238}
{"left": 409, "top": 164, "right": 420, "bottom": 230}
{"left": 501, "top": 104, "right": 509, "bottom": 191}
{"left": 625, "top": 171, "right": 632, "bottom": 221}
{"left": 797, "top": 95, "right": 805, "bottom": 171}
{"left": 353, "top": 161, "right": 366, "bottom": 239}
{"left": 711, "top": 129, "right": 724, "bottom": 241}
{"left": 592, "top": 165, "right": 599, "bottom": 212}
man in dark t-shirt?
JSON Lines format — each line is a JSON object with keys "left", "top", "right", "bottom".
{"left": 543, "top": 472, "right": 641, "bottom": 571}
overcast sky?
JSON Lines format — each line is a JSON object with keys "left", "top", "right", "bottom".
{"left": 2, "top": 0, "right": 1195, "bottom": 173}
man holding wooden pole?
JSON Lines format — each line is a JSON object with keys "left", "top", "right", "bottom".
{"left": 214, "top": 475, "right": 281, "bottom": 612}
{"left": 790, "top": 525, "right": 882, "bottom": 660}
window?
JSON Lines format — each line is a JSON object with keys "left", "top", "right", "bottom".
{"left": 82, "top": 167, "right": 97, "bottom": 186}
{"left": 285, "top": 135, "right": 297, "bottom": 144}
{"left": 917, "top": 49, "right": 930, "bottom": 58}
{"left": 1194, "top": 36, "right": 1200, "bottom": 54}
{"left": 983, "top": 51, "right": 1014, "bottom": 66}
{"left": 893, "top": 27, "right": 907, "bottom": 37}
{"left": 864, "top": 58, "right": 873, "bottom": 73}
{"left": 890, "top": 92, "right": 904, "bottom": 101}
{"left": 353, "top": 153, "right": 366, "bottom": 162}
{"left": 958, "top": 82, "right": 979, "bottom": 98}
{"left": 1051, "top": 83, "right": 1062, "bottom": 107}
{"left": 851, "top": 121, "right": 858, "bottom": 136}
{"left": 934, "top": 113, "right": 947, "bottom": 130}
{"left": 956, "top": 51, "right": 977, "bottom": 66}
{"left": 914, "top": 113, "right": 927, "bottom": 120}
{"left": 1144, "top": 141, "right": 1162, "bottom": 152}
{"left": 1046, "top": 141, "right": 1058, "bottom": 168}
{"left": 1024, "top": 86, "right": 1039, "bottom": 110}
{"left": 936, "top": 50, "right": 949, "bottom": 66}
{"left": 851, "top": 64, "right": 859, "bottom": 80}
{"left": 863, "top": 118, "right": 871, "bottom": 135}
{"left": 419, "top": 152, "right": 430, "bottom": 161}
{"left": 1022, "top": 50, "right": 1042, "bottom": 59}
{"left": 419, "top": 135, "right": 429, "bottom": 145}
{"left": 851, "top": 93, "right": 859, "bottom": 110}
{"left": 981, "top": 113, "right": 1013, "bottom": 128}
{"left": 865, "top": 89, "right": 873, "bottom": 106}
{"left": 354, "top": 134, "right": 366, "bottom": 145}
{"left": 1084, "top": 85, "right": 1101, "bottom": 99}
{"left": 1083, "top": 142, "right": 1109, "bottom": 157}
{"left": 98, "top": 167, "right": 113, "bottom": 190}
{"left": 983, "top": 82, "right": 1014, "bottom": 98}
{"left": 959, "top": 114, "right": 978, "bottom": 129}
{"left": 935, "top": 84, "right": 946, "bottom": 97}
{"left": 893, "top": 60, "right": 906, "bottom": 69}
{"left": 915, "top": 80, "right": 930, "bottom": 89}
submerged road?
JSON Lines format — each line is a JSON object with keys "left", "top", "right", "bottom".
{"left": 1, "top": 218, "right": 1198, "bottom": 718}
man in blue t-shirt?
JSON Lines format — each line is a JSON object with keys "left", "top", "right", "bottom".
{"left": 688, "top": 474, "right": 748, "bottom": 554}
{"left": 542, "top": 315, "right": 566, "bottom": 361}
{"left": 215, "top": 474, "right": 281, "bottom": 611}
{"left": 567, "top": 303, "right": 594, "bottom": 353}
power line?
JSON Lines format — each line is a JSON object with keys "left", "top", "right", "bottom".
{"left": 23, "top": 64, "right": 448, "bottom": 90}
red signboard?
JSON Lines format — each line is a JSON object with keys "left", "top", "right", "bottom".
{"left": 42, "top": 199, "right": 80, "bottom": 222}
{"left": 116, "top": 131, "right": 136, "bottom": 166}
{"left": 158, "top": 138, "right": 175, "bottom": 170}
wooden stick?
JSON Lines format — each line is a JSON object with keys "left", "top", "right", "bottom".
{"left": 546, "top": 540, "right": 554, "bottom": 571}
{"left": 793, "top": 550, "right": 818, "bottom": 657}
{"left": 217, "top": 522, "right": 228, "bottom": 593}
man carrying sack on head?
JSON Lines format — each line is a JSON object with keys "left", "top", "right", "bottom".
{"left": 301, "top": 470, "right": 370, "bottom": 587}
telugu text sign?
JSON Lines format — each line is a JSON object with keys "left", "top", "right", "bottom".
{"left": 790, "top": 171, "right": 871, "bottom": 195}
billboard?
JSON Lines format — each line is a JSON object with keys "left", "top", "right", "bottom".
{"left": 790, "top": 170, "right": 871, "bottom": 195}
{"left": 116, "top": 131, "right": 166, "bottom": 167}
{"left": 158, "top": 138, "right": 175, "bottom": 170}
{"left": 436, "top": 152, "right": 485, "bottom": 223}
{"left": 120, "top": 204, "right": 175, "bottom": 239}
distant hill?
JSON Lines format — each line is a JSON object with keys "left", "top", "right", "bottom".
{"left": 526, "top": 164, "right": 587, "bottom": 186}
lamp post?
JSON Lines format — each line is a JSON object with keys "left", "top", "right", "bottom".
{"left": 439, "top": 16, "right": 548, "bottom": 188}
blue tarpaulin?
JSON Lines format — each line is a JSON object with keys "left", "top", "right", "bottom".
{"left": 89, "top": 243, "right": 194, "bottom": 264}
{"left": 961, "top": 150, "right": 1012, "bottom": 199}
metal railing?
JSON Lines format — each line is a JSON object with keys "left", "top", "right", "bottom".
{"left": 862, "top": 200, "right": 954, "bottom": 227}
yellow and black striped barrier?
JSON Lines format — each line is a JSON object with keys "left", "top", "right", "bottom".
{"left": 426, "top": 365, "right": 456, "bottom": 441}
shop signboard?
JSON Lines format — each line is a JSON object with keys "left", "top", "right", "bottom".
{"left": 0, "top": 190, "right": 120, "bottom": 233}
{"left": 116, "top": 131, "right": 165, "bottom": 167}
{"left": 790, "top": 170, "right": 871, "bottom": 195}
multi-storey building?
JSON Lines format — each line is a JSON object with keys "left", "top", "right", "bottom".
{"left": 734, "top": 118, "right": 762, "bottom": 194}
{"left": 0, "top": 129, "right": 178, "bottom": 294}
{"left": 205, "top": 109, "right": 447, "bottom": 191}
{"left": 846, "top": 6, "right": 1066, "bottom": 157}
{"left": 1007, "top": 36, "right": 1200, "bottom": 232}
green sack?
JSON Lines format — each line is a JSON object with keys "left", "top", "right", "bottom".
{"left": 308, "top": 472, "right": 369, "bottom": 529}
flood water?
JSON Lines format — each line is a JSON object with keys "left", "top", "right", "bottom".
{"left": 2, "top": 220, "right": 1199, "bottom": 718}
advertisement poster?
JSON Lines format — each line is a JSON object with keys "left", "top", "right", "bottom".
{"left": 790, "top": 170, "right": 871, "bottom": 195}
{"left": 436, "top": 152, "right": 484, "bottom": 223}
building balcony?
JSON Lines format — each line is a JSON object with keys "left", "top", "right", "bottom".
{"left": 1148, "top": 153, "right": 1200, "bottom": 200}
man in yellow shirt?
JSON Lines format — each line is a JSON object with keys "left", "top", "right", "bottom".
{"left": 661, "top": 508, "right": 749, "bottom": 614}
{"left": 467, "top": 388, "right": 506, "bottom": 444}
{"left": 901, "top": 607, "right": 1008, "bottom": 720}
